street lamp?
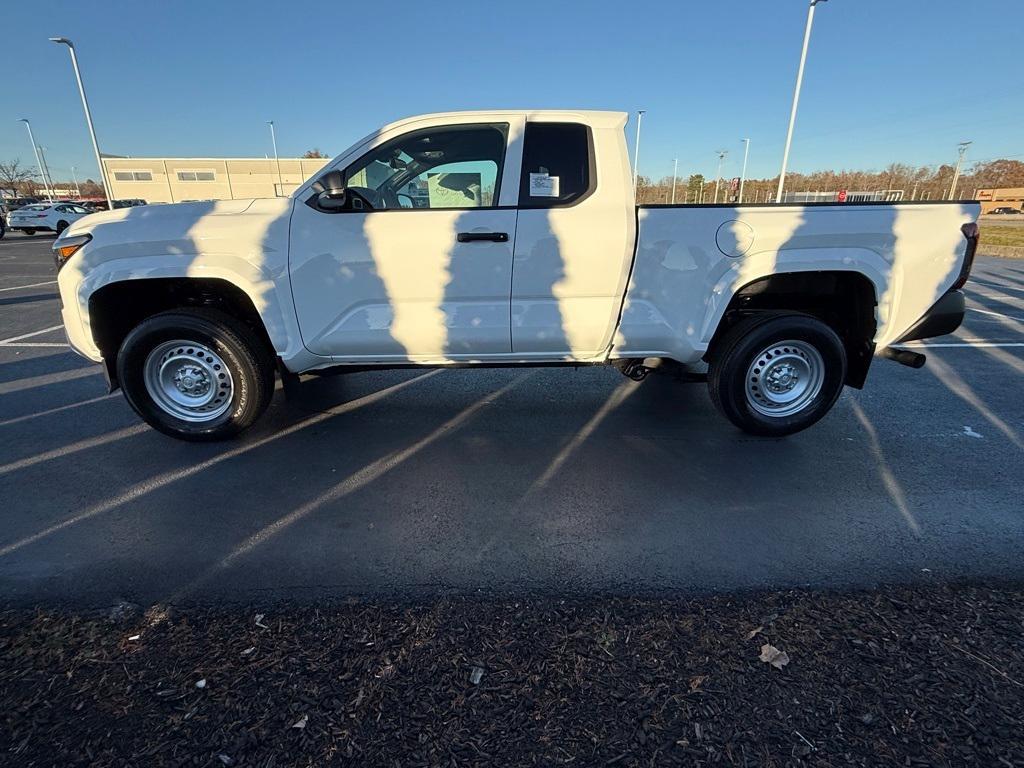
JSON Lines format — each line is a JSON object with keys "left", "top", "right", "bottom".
{"left": 267, "top": 121, "right": 283, "bottom": 196}
{"left": 18, "top": 119, "right": 52, "bottom": 201}
{"left": 713, "top": 150, "right": 728, "bottom": 203}
{"left": 671, "top": 158, "right": 679, "bottom": 204}
{"left": 776, "top": 0, "right": 827, "bottom": 203}
{"left": 739, "top": 138, "right": 751, "bottom": 204}
{"left": 948, "top": 141, "right": 972, "bottom": 200}
{"left": 70, "top": 166, "right": 81, "bottom": 198}
{"left": 49, "top": 37, "right": 113, "bottom": 209}
{"left": 632, "top": 110, "right": 645, "bottom": 196}
{"left": 38, "top": 146, "right": 56, "bottom": 196}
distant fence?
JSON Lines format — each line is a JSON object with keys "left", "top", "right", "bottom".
{"left": 780, "top": 190, "right": 905, "bottom": 203}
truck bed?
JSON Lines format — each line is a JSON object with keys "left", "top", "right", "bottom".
{"left": 613, "top": 201, "right": 980, "bottom": 362}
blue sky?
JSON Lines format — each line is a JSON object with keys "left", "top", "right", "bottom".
{"left": 2, "top": 0, "right": 1021, "bottom": 186}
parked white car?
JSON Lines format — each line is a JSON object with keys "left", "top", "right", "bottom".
{"left": 55, "top": 110, "right": 979, "bottom": 441}
{"left": 9, "top": 202, "right": 92, "bottom": 235}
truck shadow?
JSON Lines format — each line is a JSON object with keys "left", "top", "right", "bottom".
{"left": 2, "top": 352, "right": 1021, "bottom": 608}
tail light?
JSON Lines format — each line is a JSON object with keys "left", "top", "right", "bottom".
{"left": 952, "top": 222, "right": 979, "bottom": 290}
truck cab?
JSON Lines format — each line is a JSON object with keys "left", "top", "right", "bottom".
{"left": 288, "top": 111, "right": 636, "bottom": 364}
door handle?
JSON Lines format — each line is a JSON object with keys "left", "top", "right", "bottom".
{"left": 457, "top": 231, "right": 509, "bottom": 243}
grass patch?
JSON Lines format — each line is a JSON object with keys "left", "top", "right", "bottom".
{"left": 980, "top": 225, "right": 1024, "bottom": 247}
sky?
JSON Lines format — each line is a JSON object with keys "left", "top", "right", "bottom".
{"left": 2, "top": 0, "right": 1022, "bottom": 188}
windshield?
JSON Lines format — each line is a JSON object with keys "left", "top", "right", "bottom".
{"left": 21, "top": 204, "right": 50, "bottom": 211}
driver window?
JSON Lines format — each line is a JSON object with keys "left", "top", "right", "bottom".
{"left": 342, "top": 123, "right": 508, "bottom": 211}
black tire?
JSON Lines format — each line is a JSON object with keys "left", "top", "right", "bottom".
{"left": 23, "top": 228, "right": 35, "bottom": 235}
{"left": 117, "top": 308, "right": 275, "bottom": 441}
{"left": 55, "top": 220, "right": 69, "bottom": 235}
{"left": 708, "top": 313, "right": 846, "bottom": 437}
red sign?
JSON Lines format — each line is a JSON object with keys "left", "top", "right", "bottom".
{"left": 837, "top": 189, "right": 848, "bottom": 203}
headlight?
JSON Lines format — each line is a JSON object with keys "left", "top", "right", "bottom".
{"left": 53, "top": 233, "right": 91, "bottom": 272}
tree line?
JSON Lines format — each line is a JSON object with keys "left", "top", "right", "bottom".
{"left": 637, "top": 158, "right": 1024, "bottom": 205}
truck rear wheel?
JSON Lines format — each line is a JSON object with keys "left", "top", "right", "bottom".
{"left": 708, "top": 313, "right": 846, "bottom": 436}
{"left": 117, "top": 308, "right": 275, "bottom": 441}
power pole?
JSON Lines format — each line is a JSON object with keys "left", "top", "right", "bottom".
{"left": 948, "top": 141, "right": 971, "bottom": 200}
{"left": 18, "top": 119, "right": 52, "bottom": 200}
{"left": 670, "top": 158, "right": 678, "bottom": 204}
{"left": 38, "top": 146, "right": 55, "bottom": 196}
{"left": 714, "top": 150, "right": 728, "bottom": 203}
{"left": 739, "top": 138, "right": 750, "bottom": 203}
{"left": 267, "top": 121, "right": 283, "bottom": 196}
{"left": 632, "top": 110, "right": 646, "bottom": 196}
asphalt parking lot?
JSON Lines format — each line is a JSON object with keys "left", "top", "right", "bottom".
{"left": 1, "top": 231, "right": 1023, "bottom": 608}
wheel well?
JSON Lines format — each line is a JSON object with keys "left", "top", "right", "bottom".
{"left": 88, "top": 278, "right": 275, "bottom": 388}
{"left": 709, "top": 271, "right": 878, "bottom": 388}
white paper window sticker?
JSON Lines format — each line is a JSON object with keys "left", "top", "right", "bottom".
{"left": 529, "top": 172, "right": 560, "bottom": 198}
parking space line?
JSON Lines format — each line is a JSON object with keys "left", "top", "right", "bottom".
{"left": 0, "top": 279, "right": 57, "bottom": 293}
{"left": 968, "top": 307, "right": 1024, "bottom": 322}
{"left": 0, "top": 365, "right": 100, "bottom": 395}
{"left": 0, "top": 424, "right": 148, "bottom": 476}
{"left": 0, "top": 342, "right": 69, "bottom": 348}
{"left": 970, "top": 279, "right": 1024, "bottom": 295}
{"left": 0, "top": 325, "right": 63, "bottom": 344}
{"left": 900, "top": 342, "right": 1024, "bottom": 348}
{"left": 0, "top": 393, "right": 118, "bottom": 429}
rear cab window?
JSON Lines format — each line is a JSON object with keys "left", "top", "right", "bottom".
{"left": 518, "top": 122, "right": 593, "bottom": 208}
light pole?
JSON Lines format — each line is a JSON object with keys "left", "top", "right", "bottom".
{"left": 776, "top": 0, "right": 827, "bottom": 203}
{"left": 50, "top": 37, "right": 113, "bottom": 209}
{"left": 948, "top": 141, "right": 972, "bottom": 200}
{"left": 671, "top": 157, "right": 679, "bottom": 204}
{"left": 267, "top": 121, "right": 283, "bottom": 196}
{"left": 632, "top": 110, "right": 645, "bottom": 196}
{"left": 713, "top": 150, "right": 728, "bottom": 203}
{"left": 38, "top": 146, "right": 56, "bottom": 197}
{"left": 739, "top": 138, "right": 751, "bottom": 203}
{"left": 18, "top": 119, "right": 52, "bottom": 200}
{"left": 70, "top": 166, "right": 81, "bottom": 198}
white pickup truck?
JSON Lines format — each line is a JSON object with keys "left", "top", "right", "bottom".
{"left": 55, "top": 110, "right": 979, "bottom": 441}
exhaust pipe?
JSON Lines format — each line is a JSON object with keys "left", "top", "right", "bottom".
{"left": 879, "top": 347, "right": 926, "bottom": 369}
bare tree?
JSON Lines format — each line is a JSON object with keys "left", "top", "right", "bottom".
{"left": 0, "top": 159, "right": 36, "bottom": 198}
{"left": 302, "top": 149, "right": 328, "bottom": 158}
{"left": 79, "top": 179, "right": 105, "bottom": 198}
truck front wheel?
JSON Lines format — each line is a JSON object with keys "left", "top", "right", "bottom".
{"left": 708, "top": 313, "right": 846, "bottom": 437}
{"left": 117, "top": 308, "right": 275, "bottom": 441}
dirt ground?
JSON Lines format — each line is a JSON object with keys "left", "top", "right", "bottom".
{"left": 2, "top": 583, "right": 1022, "bottom": 767}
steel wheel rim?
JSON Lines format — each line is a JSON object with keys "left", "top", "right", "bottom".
{"left": 744, "top": 339, "right": 824, "bottom": 418}
{"left": 143, "top": 340, "right": 233, "bottom": 422}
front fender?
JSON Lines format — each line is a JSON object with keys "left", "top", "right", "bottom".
{"left": 57, "top": 198, "right": 307, "bottom": 364}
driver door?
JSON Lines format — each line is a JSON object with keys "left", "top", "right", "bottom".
{"left": 289, "top": 121, "right": 520, "bottom": 361}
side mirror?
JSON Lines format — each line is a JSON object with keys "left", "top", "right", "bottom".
{"left": 315, "top": 169, "right": 347, "bottom": 211}
{"left": 317, "top": 188, "right": 347, "bottom": 211}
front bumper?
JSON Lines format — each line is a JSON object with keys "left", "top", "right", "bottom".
{"left": 57, "top": 263, "right": 104, "bottom": 363}
{"left": 895, "top": 289, "right": 965, "bottom": 343}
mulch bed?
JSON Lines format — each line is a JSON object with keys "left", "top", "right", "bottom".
{"left": 2, "top": 584, "right": 1022, "bottom": 767}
